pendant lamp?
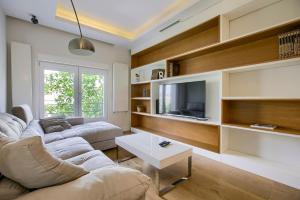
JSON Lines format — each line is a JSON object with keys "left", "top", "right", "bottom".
{"left": 68, "top": 0, "right": 95, "bottom": 56}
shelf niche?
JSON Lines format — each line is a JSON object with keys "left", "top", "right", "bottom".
{"left": 131, "top": 83, "right": 150, "bottom": 98}
{"left": 222, "top": 58, "right": 300, "bottom": 98}
{"left": 131, "top": 16, "right": 220, "bottom": 68}
{"left": 131, "top": 115, "right": 220, "bottom": 153}
{"left": 222, "top": 99, "right": 300, "bottom": 135}
{"left": 131, "top": 100, "right": 151, "bottom": 114}
{"left": 167, "top": 19, "right": 300, "bottom": 77}
{"left": 221, "top": 126, "right": 300, "bottom": 189}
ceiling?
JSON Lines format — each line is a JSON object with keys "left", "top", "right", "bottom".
{"left": 57, "top": 0, "right": 199, "bottom": 40}
{"left": 0, "top": 0, "right": 221, "bottom": 47}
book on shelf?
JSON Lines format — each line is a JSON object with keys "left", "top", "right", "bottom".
{"left": 250, "top": 124, "right": 277, "bottom": 130}
{"left": 279, "top": 29, "right": 300, "bottom": 59}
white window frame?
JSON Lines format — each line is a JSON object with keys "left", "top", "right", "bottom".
{"left": 39, "top": 61, "right": 108, "bottom": 121}
{"left": 78, "top": 67, "right": 108, "bottom": 122}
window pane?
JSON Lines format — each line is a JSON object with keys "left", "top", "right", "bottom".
{"left": 81, "top": 73, "right": 104, "bottom": 118}
{"left": 44, "top": 70, "right": 75, "bottom": 117}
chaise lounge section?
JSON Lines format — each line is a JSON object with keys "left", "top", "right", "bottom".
{"left": 12, "top": 104, "right": 123, "bottom": 150}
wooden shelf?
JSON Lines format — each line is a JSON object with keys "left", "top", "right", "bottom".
{"left": 132, "top": 126, "right": 219, "bottom": 153}
{"left": 131, "top": 80, "right": 151, "bottom": 85}
{"left": 222, "top": 97, "right": 300, "bottom": 100}
{"left": 222, "top": 99, "right": 300, "bottom": 133}
{"left": 132, "top": 112, "right": 220, "bottom": 126}
{"left": 166, "top": 18, "right": 300, "bottom": 76}
{"left": 131, "top": 114, "right": 220, "bottom": 153}
{"left": 131, "top": 97, "right": 151, "bottom": 100}
{"left": 222, "top": 123, "right": 300, "bottom": 137}
{"left": 222, "top": 56, "right": 300, "bottom": 73}
{"left": 133, "top": 57, "right": 300, "bottom": 87}
{"left": 131, "top": 112, "right": 151, "bottom": 116}
{"left": 131, "top": 16, "right": 220, "bottom": 68}
{"left": 151, "top": 114, "right": 220, "bottom": 126}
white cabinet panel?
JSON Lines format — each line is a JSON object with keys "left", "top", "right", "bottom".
{"left": 11, "top": 42, "right": 32, "bottom": 108}
{"left": 113, "top": 63, "right": 129, "bottom": 112}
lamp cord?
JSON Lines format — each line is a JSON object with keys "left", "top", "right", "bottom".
{"left": 70, "top": 0, "right": 82, "bottom": 38}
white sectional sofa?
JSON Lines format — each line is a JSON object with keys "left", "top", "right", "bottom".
{"left": 0, "top": 105, "right": 151, "bottom": 200}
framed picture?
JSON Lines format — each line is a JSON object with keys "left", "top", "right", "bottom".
{"left": 151, "top": 69, "right": 165, "bottom": 80}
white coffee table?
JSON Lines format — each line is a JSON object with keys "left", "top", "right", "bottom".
{"left": 115, "top": 132, "right": 192, "bottom": 196}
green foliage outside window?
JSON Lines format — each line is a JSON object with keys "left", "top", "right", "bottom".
{"left": 81, "top": 74, "right": 104, "bottom": 118}
{"left": 44, "top": 71, "right": 104, "bottom": 118}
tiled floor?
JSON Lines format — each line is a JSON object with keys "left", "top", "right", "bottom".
{"left": 104, "top": 148, "right": 300, "bottom": 200}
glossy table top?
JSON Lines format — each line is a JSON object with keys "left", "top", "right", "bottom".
{"left": 116, "top": 132, "right": 192, "bottom": 169}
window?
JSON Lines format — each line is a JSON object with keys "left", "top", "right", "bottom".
{"left": 40, "top": 62, "right": 107, "bottom": 120}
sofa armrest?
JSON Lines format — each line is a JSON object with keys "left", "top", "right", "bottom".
{"left": 15, "top": 166, "right": 151, "bottom": 200}
{"left": 66, "top": 117, "right": 84, "bottom": 126}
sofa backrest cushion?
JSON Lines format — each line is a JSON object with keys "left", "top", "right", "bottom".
{"left": 0, "top": 113, "right": 27, "bottom": 139}
{"left": 11, "top": 105, "right": 34, "bottom": 125}
{"left": 0, "top": 177, "right": 29, "bottom": 200}
{"left": 21, "top": 120, "right": 45, "bottom": 140}
{"left": 0, "top": 134, "right": 88, "bottom": 189}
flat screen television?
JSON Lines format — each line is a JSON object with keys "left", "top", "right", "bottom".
{"left": 158, "top": 81, "right": 206, "bottom": 120}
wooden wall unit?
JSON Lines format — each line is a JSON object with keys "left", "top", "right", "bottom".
{"left": 132, "top": 114, "right": 220, "bottom": 153}
{"left": 130, "top": 15, "right": 300, "bottom": 189}
{"left": 130, "top": 17, "right": 300, "bottom": 155}
{"left": 131, "top": 16, "right": 220, "bottom": 68}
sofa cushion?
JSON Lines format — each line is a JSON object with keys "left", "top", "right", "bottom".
{"left": 13, "top": 166, "right": 151, "bottom": 200}
{"left": 45, "top": 125, "right": 65, "bottom": 133}
{"left": 0, "top": 113, "right": 27, "bottom": 139}
{"left": 21, "top": 120, "right": 45, "bottom": 140}
{"left": 66, "top": 150, "right": 115, "bottom": 171}
{"left": 0, "top": 178, "right": 29, "bottom": 200}
{"left": 90, "top": 139, "right": 117, "bottom": 151}
{"left": 0, "top": 135, "right": 88, "bottom": 189}
{"left": 40, "top": 117, "right": 72, "bottom": 133}
{"left": 26, "top": 120, "right": 44, "bottom": 137}
{"left": 44, "top": 121, "right": 123, "bottom": 145}
{"left": 46, "top": 137, "right": 94, "bottom": 160}
{"left": 66, "top": 117, "right": 84, "bottom": 126}
{"left": 11, "top": 105, "right": 34, "bottom": 125}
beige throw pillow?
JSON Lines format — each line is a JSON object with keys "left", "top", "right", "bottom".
{"left": 0, "top": 135, "right": 88, "bottom": 189}
{"left": 44, "top": 125, "right": 64, "bottom": 133}
{"left": 39, "top": 117, "right": 72, "bottom": 133}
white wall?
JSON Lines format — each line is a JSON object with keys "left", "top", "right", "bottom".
{"left": 11, "top": 42, "right": 32, "bottom": 108}
{"left": 6, "top": 17, "right": 131, "bottom": 131}
{"left": 0, "top": 7, "right": 6, "bottom": 112}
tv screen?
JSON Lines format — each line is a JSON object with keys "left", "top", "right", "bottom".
{"left": 158, "top": 81, "right": 206, "bottom": 119}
